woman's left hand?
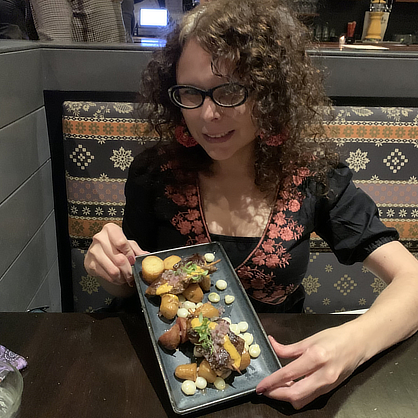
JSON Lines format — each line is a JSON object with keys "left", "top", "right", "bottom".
{"left": 256, "top": 325, "right": 365, "bottom": 410}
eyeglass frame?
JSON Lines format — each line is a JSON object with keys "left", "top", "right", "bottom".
{"left": 168, "top": 83, "right": 249, "bottom": 109}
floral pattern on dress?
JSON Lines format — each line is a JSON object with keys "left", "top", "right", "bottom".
{"left": 238, "top": 265, "right": 297, "bottom": 304}
{"left": 164, "top": 162, "right": 309, "bottom": 306}
{"left": 236, "top": 187, "right": 307, "bottom": 305}
{"left": 165, "top": 184, "right": 209, "bottom": 245}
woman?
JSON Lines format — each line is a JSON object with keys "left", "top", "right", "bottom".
{"left": 85, "top": 0, "right": 418, "bottom": 409}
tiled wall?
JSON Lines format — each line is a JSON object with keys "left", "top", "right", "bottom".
{"left": 0, "top": 48, "right": 61, "bottom": 312}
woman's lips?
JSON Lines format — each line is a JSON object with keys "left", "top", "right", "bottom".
{"left": 203, "top": 130, "right": 234, "bottom": 143}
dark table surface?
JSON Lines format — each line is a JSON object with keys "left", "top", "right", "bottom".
{"left": 1, "top": 312, "right": 416, "bottom": 418}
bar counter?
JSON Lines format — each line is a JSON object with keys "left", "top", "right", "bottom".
{"left": 1, "top": 312, "right": 417, "bottom": 418}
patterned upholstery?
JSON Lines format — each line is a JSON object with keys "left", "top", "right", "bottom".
{"left": 62, "top": 101, "right": 158, "bottom": 312}
{"left": 62, "top": 103, "right": 418, "bottom": 313}
{"left": 304, "top": 106, "right": 418, "bottom": 313}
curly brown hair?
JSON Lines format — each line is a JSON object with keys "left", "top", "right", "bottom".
{"left": 139, "top": 0, "right": 338, "bottom": 194}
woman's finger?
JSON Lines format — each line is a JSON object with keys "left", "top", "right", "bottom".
{"left": 268, "top": 335, "right": 307, "bottom": 359}
{"left": 256, "top": 350, "right": 320, "bottom": 395}
{"left": 262, "top": 366, "right": 346, "bottom": 410}
{"left": 128, "top": 239, "right": 149, "bottom": 258}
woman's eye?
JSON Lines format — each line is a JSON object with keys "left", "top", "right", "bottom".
{"left": 181, "top": 89, "right": 200, "bottom": 96}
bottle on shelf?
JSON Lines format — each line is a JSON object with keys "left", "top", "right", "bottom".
{"left": 363, "top": 0, "right": 391, "bottom": 42}
{"left": 322, "top": 22, "right": 329, "bottom": 42}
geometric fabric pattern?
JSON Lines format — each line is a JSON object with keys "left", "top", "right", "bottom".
{"left": 311, "top": 106, "right": 418, "bottom": 253}
{"left": 303, "top": 251, "right": 388, "bottom": 314}
{"left": 62, "top": 101, "right": 158, "bottom": 250}
{"left": 62, "top": 101, "right": 158, "bottom": 311}
{"left": 62, "top": 102, "right": 418, "bottom": 313}
{"left": 306, "top": 106, "right": 418, "bottom": 313}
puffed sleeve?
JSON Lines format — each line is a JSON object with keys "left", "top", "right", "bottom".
{"left": 313, "top": 163, "right": 399, "bottom": 265}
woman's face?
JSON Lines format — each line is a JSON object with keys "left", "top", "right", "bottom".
{"left": 176, "top": 39, "right": 258, "bottom": 163}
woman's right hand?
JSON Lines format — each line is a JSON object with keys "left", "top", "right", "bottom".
{"left": 84, "top": 223, "right": 147, "bottom": 287}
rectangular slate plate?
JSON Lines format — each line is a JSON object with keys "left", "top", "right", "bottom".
{"left": 133, "top": 242, "right": 281, "bottom": 415}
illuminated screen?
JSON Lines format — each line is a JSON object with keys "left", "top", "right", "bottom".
{"left": 140, "top": 8, "right": 168, "bottom": 27}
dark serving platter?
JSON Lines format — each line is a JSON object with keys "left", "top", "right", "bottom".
{"left": 133, "top": 242, "right": 281, "bottom": 415}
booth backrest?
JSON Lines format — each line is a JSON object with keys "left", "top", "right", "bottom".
{"left": 62, "top": 102, "right": 418, "bottom": 313}
{"left": 62, "top": 101, "right": 158, "bottom": 311}
{"left": 304, "top": 106, "right": 418, "bottom": 312}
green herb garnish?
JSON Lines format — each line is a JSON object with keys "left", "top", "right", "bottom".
{"left": 193, "top": 313, "right": 214, "bottom": 354}
{"left": 181, "top": 262, "right": 209, "bottom": 282}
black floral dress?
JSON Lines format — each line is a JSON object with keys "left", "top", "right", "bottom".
{"left": 123, "top": 146, "right": 398, "bottom": 312}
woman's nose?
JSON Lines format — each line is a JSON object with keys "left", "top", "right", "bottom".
{"left": 200, "top": 97, "right": 222, "bottom": 121}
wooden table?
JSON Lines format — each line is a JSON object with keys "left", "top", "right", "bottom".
{"left": 1, "top": 312, "right": 416, "bottom": 418}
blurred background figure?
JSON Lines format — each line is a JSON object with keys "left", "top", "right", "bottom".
{"left": 122, "top": 0, "right": 135, "bottom": 42}
{"left": 29, "top": 0, "right": 128, "bottom": 42}
{"left": 0, "top": 0, "right": 28, "bottom": 39}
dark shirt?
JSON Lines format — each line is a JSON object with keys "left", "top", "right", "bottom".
{"left": 0, "top": 0, "right": 28, "bottom": 39}
{"left": 123, "top": 145, "right": 398, "bottom": 312}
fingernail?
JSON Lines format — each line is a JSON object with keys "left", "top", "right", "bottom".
{"left": 256, "top": 387, "right": 265, "bottom": 395}
{"left": 268, "top": 335, "right": 277, "bottom": 343}
{"left": 128, "top": 255, "right": 135, "bottom": 265}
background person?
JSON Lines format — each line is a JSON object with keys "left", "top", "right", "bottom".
{"left": 29, "top": 0, "right": 127, "bottom": 42}
{"left": 0, "top": 0, "right": 28, "bottom": 39}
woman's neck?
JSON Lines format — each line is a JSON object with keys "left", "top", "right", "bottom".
{"left": 199, "top": 143, "right": 275, "bottom": 237}
{"left": 211, "top": 142, "right": 255, "bottom": 179}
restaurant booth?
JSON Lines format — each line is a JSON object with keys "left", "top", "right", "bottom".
{"left": 1, "top": 39, "right": 418, "bottom": 417}
{"left": 1, "top": 40, "right": 418, "bottom": 313}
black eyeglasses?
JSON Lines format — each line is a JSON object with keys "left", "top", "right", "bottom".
{"left": 168, "top": 83, "right": 248, "bottom": 109}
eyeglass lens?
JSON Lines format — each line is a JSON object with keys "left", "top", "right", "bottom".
{"left": 173, "top": 84, "right": 246, "bottom": 108}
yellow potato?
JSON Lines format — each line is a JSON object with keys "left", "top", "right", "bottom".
{"left": 239, "top": 350, "right": 251, "bottom": 371}
{"left": 141, "top": 255, "right": 165, "bottom": 284}
{"left": 175, "top": 363, "right": 197, "bottom": 381}
{"left": 160, "top": 294, "right": 179, "bottom": 320}
{"left": 199, "top": 274, "right": 211, "bottom": 292}
{"left": 194, "top": 302, "right": 219, "bottom": 319}
{"left": 197, "top": 360, "right": 217, "bottom": 383}
{"left": 163, "top": 255, "right": 182, "bottom": 270}
{"left": 182, "top": 283, "right": 204, "bottom": 303}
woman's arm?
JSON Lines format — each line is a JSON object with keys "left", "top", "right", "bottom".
{"left": 256, "top": 240, "right": 418, "bottom": 409}
{"left": 84, "top": 223, "right": 148, "bottom": 298}
{"left": 354, "top": 240, "right": 418, "bottom": 354}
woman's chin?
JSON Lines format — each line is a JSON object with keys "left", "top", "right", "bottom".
{"left": 204, "top": 148, "right": 235, "bottom": 162}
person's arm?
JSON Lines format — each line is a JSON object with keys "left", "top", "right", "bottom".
{"left": 256, "top": 240, "right": 418, "bottom": 409}
{"left": 84, "top": 148, "right": 158, "bottom": 297}
{"left": 84, "top": 222, "right": 147, "bottom": 298}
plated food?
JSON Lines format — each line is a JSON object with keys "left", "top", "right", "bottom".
{"left": 133, "top": 242, "right": 281, "bottom": 415}
{"left": 142, "top": 253, "right": 217, "bottom": 320}
{"left": 141, "top": 251, "right": 260, "bottom": 395}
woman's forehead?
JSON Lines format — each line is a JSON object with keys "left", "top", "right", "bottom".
{"left": 177, "top": 39, "right": 231, "bottom": 85}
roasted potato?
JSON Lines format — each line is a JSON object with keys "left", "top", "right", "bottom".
{"left": 141, "top": 255, "right": 165, "bottom": 284}
{"left": 160, "top": 293, "right": 179, "bottom": 320}
{"left": 164, "top": 255, "right": 182, "bottom": 270}
{"left": 199, "top": 274, "right": 211, "bottom": 292}
{"left": 158, "top": 323, "right": 180, "bottom": 350}
{"left": 197, "top": 360, "right": 217, "bottom": 383}
{"left": 175, "top": 363, "right": 197, "bottom": 381}
{"left": 176, "top": 316, "right": 189, "bottom": 344}
{"left": 239, "top": 350, "right": 251, "bottom": 371}
{"left": 182, "top": 283, "right": 204, "bottom": 303}
{"left": 193, "top": 302, "right": 219, "bottom": 319}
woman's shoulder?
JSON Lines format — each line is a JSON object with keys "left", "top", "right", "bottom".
{"left": 129, "top": 143, "right": 171, "bottom": 176}
{"left": 301, "top": 162, "right": 354, "bottom": 205}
